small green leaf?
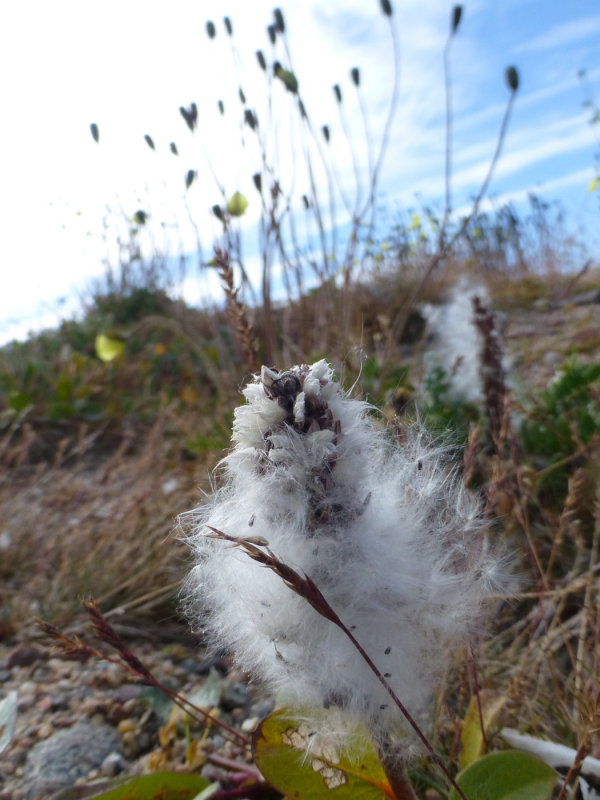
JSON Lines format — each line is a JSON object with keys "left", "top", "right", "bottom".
{"left": 227, "top": 191, "right": 249, "bottom": 217}
{"left": 460, "top": 691, "right": 506, "bottom": 769}
{"left": 95, "top": 334, "right": 125, "bottom": 363}
{"left": 449, "top": 750, "right": 557, "bottom": 800}
{"left": 275, "top": 66, "right": 298, "bottom": 94}
{"left": 79, "top": 772, "right": 210, "bottom": 799}
{"left": 253, "top": 708, "right": 394, "bottom": 799}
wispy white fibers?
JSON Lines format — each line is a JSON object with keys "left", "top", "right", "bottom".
{"left": 181, "top": 360, "right": 501, "bottom": 744}
{"left": 422, "top": 278, "right": 490, "bottom": 405}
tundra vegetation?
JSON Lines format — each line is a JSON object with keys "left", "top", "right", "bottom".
{"left": 1, "top": 3, "right": 599, "bottom": 800}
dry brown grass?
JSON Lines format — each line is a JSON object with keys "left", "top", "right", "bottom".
{"left": 0, "top": 408, "right": 221, "bottom": 633}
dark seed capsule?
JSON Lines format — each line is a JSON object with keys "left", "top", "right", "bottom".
{"left": 505, "top": 66, "right": 520, "bottom": 92}
{"left": 302, "top": 195, "right": 310, "bottom": 210}
{"left": 256, "top": 50, "right": 267, "bottom": 71}
{"left": 451, "top": 5, "right": 463, "bottom": 34}
{"left": 248, "top": 514, "right": 255, "bottom": 527}
{"left": 333, "top": 84, "right": 342, "bottom": 104}
{"left": 253, "top": 173, "right": 262, "bottom": 192}
{"left": 267, "top": 24, "right": 276, "bottom": 45}
{"left": 206, "top": 20, "right": 216, "bottom": 39}
{"left": 321, "top": 125, "right": 330, "bottom": 143}
{"left": 179, "top": 104, "right": 198, "bottom": 131}
{"left": 185, "top": 169, "right": 196, "bottom": 189}
{"left": 223, "top": 16, "right": 232, "bottom": 35}
{"left": 212, "top": 204, "right": 224, "bottom": 221}
{"left": 169, "top": 142, "right": 178, "bottom": 155}
{"left": 273, "top": 7, "right": 285, "bottom": 33}
{"left": 244, "top": 109, "right": 257, "bottom": 130}
{"left": 217, "top": 100, "right": 225, "bottom": 115}
{"left": 380, "top": 0, "right": 393, "bottom": 17}
{"left": 350, "top": 67, "right": 360, "bottom": 87}
{"left": 238, "top": 87, "right": 246, "bottom": 104}
{"left": 144, "top": 134, "right": 155, "bottom": 150}
{"left": 90, "top": 122, "right": 99, "bottom": 143}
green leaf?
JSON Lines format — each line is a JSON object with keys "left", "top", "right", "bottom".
{"left": 460, "top": 691, "right": 506, "bottom": 769}
{"left": 227, "top": 191, "right": 249, "bottom": 217}
{"left": 448, "top": 750, "right": 557, "bottom": 800}
{"left": 275, "top": 66, "right": 299, "bottom": 94}
{"left": 253, "top": 707, "right": 394, "bottom": 799}
{"left": 95, "top": 334, "right": 125, "bottom": 363}
{"left": 78, "top": 772, "right": 210, "bottom": 800}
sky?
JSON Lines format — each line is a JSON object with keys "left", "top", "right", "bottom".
{"left": 1, "top": 0, "right": 599, "bottom": 344}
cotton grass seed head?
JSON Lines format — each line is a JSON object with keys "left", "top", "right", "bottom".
{"left": 181, "top": 360, "right": 502, "bottom": 743}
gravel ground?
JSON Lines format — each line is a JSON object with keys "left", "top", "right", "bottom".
{"left": 0, "top": 636, "right": 274, "bottom": 800}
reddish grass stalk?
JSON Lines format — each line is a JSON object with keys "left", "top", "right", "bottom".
{"left": 207, "top": 527, "right": 470, "bottom": 800}
{"left": 37, "top": 599, "right": 251, "bottom": 748}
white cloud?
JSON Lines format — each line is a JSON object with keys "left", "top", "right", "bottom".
{"left": 1, "top": 0, "right": 599, "bottom": 341}
{"left": 514, "top": 15, "right": 600, "bottom": 54}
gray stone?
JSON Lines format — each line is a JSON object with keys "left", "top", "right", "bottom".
{"left": 572, "top": 289, "right": 600, "bottom": 306}
{"left": 17, "top": 720, "right": 121, "bottom": 800}
{"left": 100, "top": 751, "right": 125, "bottom": 777}
{"left": 220, "top": 681, "right": 249, "bottom": 710}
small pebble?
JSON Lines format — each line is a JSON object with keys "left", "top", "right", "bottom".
{"left": 241, "top": 716, "right": 258, "bottom": 733}
{"left": 4, "top": 644, "right": 42, "bottom": 669}
{"left": 221, "top": 682, "right": 249, "bottom": 710}
{"left": 36, "top": 723, "right": 54, "bottom": 740}
{"left": 118, "top": 718, "right": 136, "bottom": 735}
{"left": 101, "top": 752, "right": 125, "bottom": 777}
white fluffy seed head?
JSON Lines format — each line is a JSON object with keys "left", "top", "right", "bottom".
{"left": 180, "top": 360, "right": 502, "bottom": 744}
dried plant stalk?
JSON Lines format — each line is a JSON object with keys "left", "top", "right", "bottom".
{"left": 214, "top": 247, "right": 259, "bottom": 373}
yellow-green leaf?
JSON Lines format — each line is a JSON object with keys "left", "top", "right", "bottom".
{"left": 227, "top": 191, "right": 249, "bottom": 217}
{"left": 588, "top": 176, "right": 599, "bottom": 192}
{"left": 449, "top": 750, "right": 557, "bottom": 800}
{"left": 95, "top": 334, "right": 125, "bottom": 362}
{"left": 82, "top": 771, "right": 210, "bottom": 799}
{"left": 460, "top": 690, "right": 507, "bottom": 769}
{"left": 408, "top": 213, "right": 421, "bottom": 231}
{"left": 253, "top": 707, "right": 394, "bottom": 800}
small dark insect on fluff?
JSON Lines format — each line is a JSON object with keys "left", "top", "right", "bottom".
{"left": 417, "top": 460, "right": 423, "bottom": 470}
{"left": 385, "top": 646, "right": 392, "bottom": 655}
